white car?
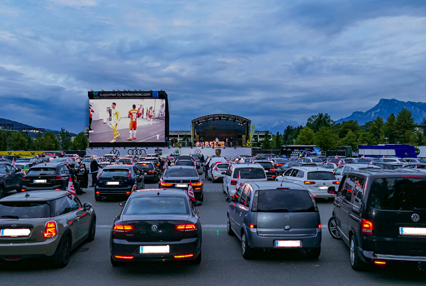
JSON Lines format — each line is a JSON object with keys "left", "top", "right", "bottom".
{"left": 333, "top": 164, "right": 381, "bottom": 181}
{"left": 382, "top": 158, "right": 408, "bottom": 166}
{"left": 277, "top": 167, "right": 339, "bottom": 199}
{"left": 222, "top": 163, "right": 267, "bottom": 196}
{"left": 207, "top": 162, "right": 229, "bottom": 183}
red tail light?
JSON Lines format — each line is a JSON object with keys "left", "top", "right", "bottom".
{"left": 231, "top": 180, "right": 237, "bottom": 185}
{"left": 113, "top": 224, "right": 135, "bottom": 232}
{"left": 157, "top": 163, "right": 160, "bottom": 166}
{"left": 249, "top": 224, "right": 257, "bottom": 229}
{"left": 304, "top": 181, "right": 316, "bottom": 185}
{"left": 175, "top": 224, "right": 197, "bottom": 231}
{"left": 115, "top": 255, "right": 134, "bottom": 260}
{"left": 361, "top": 219, "right": 373, "bottom": 236}
{"left": 332, "top": 181, "right": 340, "bottom": 185}
{"left": 160, "top": 181, "right": 174, "bottom": 187}
{"left": 276, "top": 164, "right": 283, "bottom": 167}
{"left": 22, "top": 177, "right": 31, "bottom": 181}
{"left": 174, "top": 254, "right": 194, "bottom": 259}
{"left": 44, "top": 221, "right": 57, "bottom": 238}
{"left": 128, "top": 170, "right": 131, "bottom": 178}
{"left": 374, "top": 261, "right": 386, "bottom": 265}
{"left": 49, "top": 176, "right": 62, "bottom": 181}
{"left": 317, "top": 224, "right": 322, "bottom": 229}
{"left": 270, "top": 168, "right": 276, "bottom": 171}
{"left": 190, "top": 181, "right": 203, "bottom": 187}
{"left": 148, "top": 170, "right": 155, "bottom": 173}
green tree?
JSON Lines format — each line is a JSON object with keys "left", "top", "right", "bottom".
{"left": 73, "top": 132, "right": 88, "bottom": 151}
{"left": 22, "top": 133, "right": 34, "bottom": 150}
{"left": 395, "top": 108, "right": 415, "bottom": 143}
{"left": 295, "top": 127, "right": 315, "bottom": 145}
{"left": 340, "top": 130, "right": 358, "bottom": 150}
{"left": 59, "top": 128, "right": 73, "bottom": 150}
{"left": 314, "top": 127, "right": 337, "bottom": 151}
{"left": 356, "top": 129, "right": 375, "bottom": 145}
{"left": 382, "top": 113, "right": 398, "bottom": 143}
{"left": 337, "top": 120, "right": 360, "bottom": 139}
{"left": 272, "top": 132, "right": 283, "bottom": 149}
{"left": 0, "top": 130, "right": 7, "bottom": 151}
{"left": 33, "top": 132, "right": 43, "bottom": 150}
{"left": 306, "top": 113, "right": 334, "bottom": 132}
{"left": 366, "top": 116, "right": 384, "bottom": 142}
{"left": 261, "top": 131, "right": 273, "bottom": 150}
{"left": 42, "top": 131, "right": 60, "bottom": 150}
{"left": 7, "top": 132, "right": 28, "bottom": 150}
{"left": 283, "top": 125, "right": 303, "bottom": 144}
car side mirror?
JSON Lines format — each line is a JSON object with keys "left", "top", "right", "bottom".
{"left": 195, "top": 201, "right": 202, "bottom": 207}
{"left": 84, "top": 203, "right": 92, "bottom": 211}
{"left": 119, "top": 201, "right": 126, "bottom": 207}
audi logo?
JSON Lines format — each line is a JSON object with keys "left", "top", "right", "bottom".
{"left": 127, "top": 149, "right": 146, "bottom": 155}
{"left": 412, "top": 213, "right": 420, "bottom": 222}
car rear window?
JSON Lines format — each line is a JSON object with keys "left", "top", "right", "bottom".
{"left": 135, "top": 163, "right": 154, "bottom": 171}
{"left": 165, "top": 169, "right": 198, "bottom": 177}
{"left": 258, "top": 162, "right": 273, "bottom": 169}
{"left": 125, "top": 197, "right": 188, "bottom": 215}
{"left": 368, "top": 177, "right": 426, "bottom": 210}
{"left": 100, "top": 169, "right": 129, "bottom": 178}
{"left": 27, "top": 168, "right": 57, "bottom": 175}
{"left": 256, "top": 190, "right": 316, "bottom": 212}
{"left": 307, "top": 172, "right": 336, "bottom": 180}
{"left": 0, "top": 202, "right": 50, "bottom": 219}
{"left": 176, "top": 161, "right": 194, "bottom": 166}
{"left": 233, "top": 168, "right": 266, "bottom": 179}
{"left": 383, "top": 159, "right": 397, "bottom": 163}
{"left": 118, "top": 159, "right": 132, "bottom": 163}
{"left": 216, "top": 163, "right": 229, "bottom": 169}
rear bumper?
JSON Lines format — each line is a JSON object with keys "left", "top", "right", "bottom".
{"left": 95, "top": 185, "right": 133, "bottom": 196}
{"left": 0, "top": 237, "right": 60, "bottom": 260}
{"left": 359, "top": 248, "right": 426, "bottom": 264}
{"left": 110, "top": 237, "right": 201, "bottom": 262}
{"left": 246, "top": 228, "right": 322, "bottom": 249}
{"left": 23, "top": 185, "right": 63, "bottom": 191}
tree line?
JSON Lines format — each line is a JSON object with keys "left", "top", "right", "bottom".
{"left": 0, "top": 128, "right": 88, "bottom": 151}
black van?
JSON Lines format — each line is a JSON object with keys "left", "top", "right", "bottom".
{"left": 328, "top": 170, "right": 426, "bottom": 270}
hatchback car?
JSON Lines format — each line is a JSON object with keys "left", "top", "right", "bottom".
{"left": 159, "top": 166, "right": 203, "bottom": 201}
{"left": 21, "top": 163, "right": 71, "bottom": 191}
{"left": 0, "top": 162, "right": 24, "bottom": 198}
{"left": 207, "top": 162, "right": 229, "bottom": 183}
{"left": 94, "top": 165, "right": 145, "bottom": 201}
{"left": 328, "top": 170, "right": 426, "bottom": 270}
{"left": 226, "top": 181, "right": 321, "bottom": 259}
{"left": 0, "top": 191, "right": 96, "bottom": 267}
{"left": 254, "top": 160, "right": 277, "bottom": 181}
{"left": 223, "top": 163, "right": 267, "bottom": 197}
{"left": 135, "top": 162, "right": 160, "bottom": 183}
{"left": 110, "top": 189, "right": 202, "bottom": 266}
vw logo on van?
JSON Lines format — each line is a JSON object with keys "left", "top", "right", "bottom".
{"left": 151, "top": 225, "right": 158, "bottom": 232}
{"left": 411, "top": 213, "right": 420, "bottom": 222}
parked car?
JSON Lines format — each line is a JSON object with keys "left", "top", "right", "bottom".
{"left": 226, "top": 181, "right": 321, "bottom": 259}
{"left": 16, "top": 157, "right": 41, "bottom": 166}
{"left": 328, "top": 170, "right": 426, "bottom": 271}
{"left": 381, "top": 158, "right": 408, "bottom": 166}
{"left": 373, "top": 162, "right": 404, "bottom": 170}
{"left": 117, "top": 157, "right": 133, "bottom": 165}
{"left": 159, "top": 166, "right": 203, "bottom": 201}
{"left": 296, "top": 157, "right": 324, "bottom": 166}
{"left": 94, "top": 165, "right": 145, "bottom": 201}
{"left": 0, "top": 191, "right": 96, "bottom": 267}
{"left": 222, "top": 163, "right": 267, "bottom": 197}
{"left": 275, "top": 162, "right": 317, "bottom": 176}
{"left": 21, "top": 163, "right": 70, "bottom": 191}
{"left": 333, "top": 164, "right": 381, "bottom": 181}
{"left": 254, "top": 160, "right": 277, "bottom": 180}
{"left": 134, "top": 162, "right": 160, "bottom": 183}
{"left": 110, "top": 189, "right": 202, "bottom": 266}
{"left": 207, "top": 162, "right": 229, "bottom": 183}
{"left": 0, "top": 162, "right": 24, "bottom": 198}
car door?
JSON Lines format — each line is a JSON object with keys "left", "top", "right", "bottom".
{"left": 230, "top": 184, "right": 246, "bottom": 230}
{"left": 65, "top": 195, "right": 88, "bottom": 243}
{"left": 53, "top": 196, "right": 81, "bottom": 244}
{"left": 347, "top": 176, "right": 365, "bottom": 236}
{"left": 236, "top": 185, "right": 251, "bottom": 230}
{"left": 340, "top": 175, "right": 356, "bottom": 242}
{"left": 334, "top": 175, "right": 346, "bottom": 237}
{"left": 282, "top": 168, "right": 295, "bottom": 183}
{"left": 5, "top": 164, "right": 19, "bottom": 190}
{"left": 223, "top": 168, "right": 232, "bottom": 194}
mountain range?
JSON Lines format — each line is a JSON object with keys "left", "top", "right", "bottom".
{"left": 255, "top": 118, "right": 299, "bottom": 134}
{"left": 0, "top": 118, "right": 76, "bottom": 137}
{"left": 336, "top": 99, "right": 426, "bottom": 125}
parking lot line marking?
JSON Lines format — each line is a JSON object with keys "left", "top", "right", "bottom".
{"left": 217, "top": 230, "right": 220, "bottom": 235}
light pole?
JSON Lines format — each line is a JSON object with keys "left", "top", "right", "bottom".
{"left": 385, "top": 137, "right": 389, "bottom": 144}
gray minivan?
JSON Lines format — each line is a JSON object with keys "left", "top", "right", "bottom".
{"left": 226, "top": 181, "right": 322, "bottom": 259}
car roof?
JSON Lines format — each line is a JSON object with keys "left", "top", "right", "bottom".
{"left": 136, "top": 161, "right": 155, "bottom": 164}
{"left": 103, "top": 165, "right": 133, "bottom": 169}
{"left": 293, "top": 167, "right": 333, "bottom": 172}
{"left": 249, "top": 181, "right": 308, "bottom": 190}
{"left": 345, "top": 164, "right": 381, "bottom": 169}
{"left": 233, "top": 163, "right": 263, "bottom": 168}
{"left": 0, "top": 191, "right": 68, "bottom": 202}
{"left": 131, "top": 189, "right": 188, "bottom": 198}
{"left": 348, "top": 169, "right": 426, "bottom": 178}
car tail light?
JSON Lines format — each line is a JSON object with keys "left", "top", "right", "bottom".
{"left": 270, "top": 168, "right": 276, "bottom": 171}
{"left": 214, "top": 166, "right": 218, "bottom": 171}
{"left": 276, "top": 164, "right": 283, "bottom": 167}
{"left": 174, "top": 254, "right": 194, "bottom": 259}
{"left": 49, "top": 176, "right": 62, "bottom": 181}
{"left": 175, "top": 224, "right": 197, "bottom": 231}
{"left": 115, "top": 255, "right": 134, "bottom": 260}
{"left": 157, "top": 163, "right": 160, "bottom": 166}
{"left": 361, "top": 219, "right": 373, "bottom": 236}
{"left": 332, "top": 181, "right": 340, "bottom": 185}
{"left": 231, "top": 180, "right": 237, "bottom": 185}
{"left": 44, "top": 221, "right": 57, "bottom": 238}
{"left": 148, "top": 170, "right": 155, "bottom": 173}
{"left": 160, "top": 181, "right": 174, "bottom": 187}
{"left": 190, "top": 181, "right": 203, "bottom": 187}
{"left": 304, "top": 181, "right": 316, "bottom": 185}
{"left": 113, "top": 224, "right": 135, "bottom": 232}
{"left": 22, "top": 177, "right": 31, "bottom": 181}
{"left": 317, "top": 224, "right": 322, "bottom": 229}
{"left": 54, "top": 188, "right": 62, "bottom": 191}
{"left": 374, "top": 261, "right": 386, "bottom": 265}
{"left": 95, "top": 191, "right": 100, "bottom": 194}
{"left": 249, "top": 224, "right": 257, "bottom": 229}
{"left": 128, "top": 170, "right": 131, "bottom": 178}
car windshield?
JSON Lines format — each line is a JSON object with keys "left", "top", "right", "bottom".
{"left": 0, "top": 202, "right": 50, "bottom": 219}
{"left": 125, "top": 197, "right": 188, "bottom": 215}
{"left": 233, "top": 168, "right": 266, "bottom": 179}
{"left": 27, "top": 168, "right": 57, "bottom": 175}
{"left": 100, "top": 169, "right": 129, "bottom": 178}
{"left": 307, "top": 172, "right": 336, "bottom": 180}
{"left": 257, "top": 190, "right": 315, "bottom": 212}
{"left": 176, "top": 161, "right": 194, "bottom": 166}
{"left": 135, "top": 163, "right": 154, "bottom": 171}
{"left": 368, "top": 177, "right": 426, "bottom": 211}
{"left": 165, "top": 169, "right": 198, "bottom": 177}
{"left": 257, "top": 162, "right": 273, "bottom": 169}
{"left": 82, "top": 158, "right": 91, "bottom": 163}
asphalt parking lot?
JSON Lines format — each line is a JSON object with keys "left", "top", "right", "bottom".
{"left": 1, "top": 175, "right": 426, "bottom": 286}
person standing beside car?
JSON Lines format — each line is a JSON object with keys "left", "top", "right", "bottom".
{"left": 89, "top": 158, "right": 100, "bottom": 187}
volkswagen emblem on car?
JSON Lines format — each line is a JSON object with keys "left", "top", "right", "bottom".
{"left": 285, "top": 215, "right": 291, "bottom": 220}
{"left": 11, "top": 224, "right": 17, "bottom": 228}
{"left": 411, "top": 213, "right": 420, "bottom": 222}
{"left": 151, "top": 225, "right": 158, "bottom": 232}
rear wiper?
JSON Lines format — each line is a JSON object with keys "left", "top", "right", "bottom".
{"left": 414, "top": 207, "right": 426, "bottom": 211}
{"left": 1, "top": 215, "right": 19, "bottom": 219}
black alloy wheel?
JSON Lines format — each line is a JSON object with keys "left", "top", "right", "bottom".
{"left": 328, "top": 216, "right": 342, "bottom": 240}
{"left": 87, "top": 217, "right": 96, "bottom": 242}
{"left": 52, "top": 235, "right": 71, "bottom": 268}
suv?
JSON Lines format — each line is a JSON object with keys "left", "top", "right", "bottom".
{"left": 0, "top": 191, "right": 96, "bottom": 267}
{"left": 222, "top": 163, "right": 267, "bottom": 197}
{"left": 22, "top": 163, "right": 71, "bottom": 191}
{"left": 226, "top": 181, "right": 321, "bottom": 259}
{"left": 328, "top": 170, "right": 426, "bottom": 270}
{"left": 0, "top": 162, "right": 24, "bottom": 198}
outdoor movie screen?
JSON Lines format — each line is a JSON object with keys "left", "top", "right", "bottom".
{"left": 88, "top": 91, "right": 168, "bottom": 145}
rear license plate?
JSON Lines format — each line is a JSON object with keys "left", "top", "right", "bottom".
{"left": 107, "top": 182, "right": 120, "bottom": 185}
{"left": 400, "top": 227, "right": 426, "bottom": 236}
{"left": 0, "top": 229, "right": 31, "bottom": 237}
{"left": 275, "top": 240, "right": 301, "bottom": 248}
{"left": 318, "top": 186, "right": 328, "bottom": 190}
{"left": 140, "top": 245, "right": 170, "bottom": 254}
{"left": 144, "top": 173, "right": 147, "bottom": 175}
{"left": 176, "top": 184, "right": 188, "bottom": 188}
{"left": 265, "top": 170, "right": 269, "bottom": 173}
{"left": 33, "top": 179, "right": 46, "bottom": 183}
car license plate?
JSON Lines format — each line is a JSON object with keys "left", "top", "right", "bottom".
{"left": 265, "top": 170, "right": 269, "bottom": 173}
{"left": 275, "top": 240, "right": 301, "bottom": 248}
{"left": 318, "top": 186, "right": 328, "bottom": 190}
{"left": 140, "top": 245, "right": 170, "bottom": 254}
{"left": 176, "top": 184, "right": 188, "bottom": 188}
{"left": 144, "top": 173, "right": 147, "bottom": 175}
{"left": 400, "top": 227, "right": 426, "bottom": 236}
{"left": 107, "top": 181, "right": 120, "bottom": 185}
{"left": 0, "top": 229, "right": 31, "bottom": 237}
{"left": 33, "top": 179, "right": 46, "bottom": 183}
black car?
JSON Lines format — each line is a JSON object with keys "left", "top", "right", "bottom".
{"left": 21, "top": 163, "right": 70, "bottom": 191}
{"left": 159, "top": 166, "right": 204, "bottom": 201}
{"left": 254, "top": 160, "right": 277, "bottom": 181}
{"left": 135, "top": 162, "right": 160, "bottom": 183}
{"left": 0, "top": 162, "right": 24, "bottom": 198}
{"left": 95, "top": 165, "right": 145, "bottom": 201}
{"left": 373, "top": 162, "right": 404, "bottom": 170}
{"left": 110, "top": 189, "right": 202, "bottom": 266}
{"left": 328, "top": 170, "right": 426, "bottom": 271}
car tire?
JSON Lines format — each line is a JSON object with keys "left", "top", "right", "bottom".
{"left": 110, "top": 256, "right": 124, "bottom": 267}
{"left": 350, "top": 235, "right": 365, "bottom": 271}
{"left": 306, "top": 247, "right": 321, "bottom": 259}
{"left": 199, "top": 193, "right": 204, "bottom": 202}
{"left": 51, "top": 235, "right": 71, "bottom": 268}
{"left": 328, "top": 216, "right": 342, "bottom": 240}
{"left": 241, "top": 233, "right": 253, "bottom": 259}
{"left": 86, "top": 217, "right": 96, "bottom": 242}
{"left": 227, "top": 217, "right": 234, "bottom": 236}
{"left": 190, "top": 252, "right": 202, "bottom": 265}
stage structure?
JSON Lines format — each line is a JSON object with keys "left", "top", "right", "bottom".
{"left": 88, "top": 90, "right": 169, "bottom": 148}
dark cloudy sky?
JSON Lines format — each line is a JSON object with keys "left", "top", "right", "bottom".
{"left": 1, "top": 0, "right": 426, "bottom": 133}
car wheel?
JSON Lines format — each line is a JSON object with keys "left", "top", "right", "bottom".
{"left": 350, "top": 235, "right": 365, "bottom": 271}
{"left": 52, "top": 235, "right": 71, "bottom": 268}
{"left": 227, "top": 217, "right": 234, "bottom": 236}
{"left": 86, "top": 217, "right": 96, "bottom": 242}
{"left": 190, "top": 252, "right": 202, "bottom": 265}
{"left": 110, "top": 256, "right": 124, "bottom": 267}
{"left": 199, "top": 193, "right": 204, "bottom": 202}
{"left": 328, "top": 216, "right": 342, "bottom": 240}
{"left": 241, "top": 233, "right": 253, "bottom": 259}
{"left": 306, "top": 247, "right": 321, "bottom": 259}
